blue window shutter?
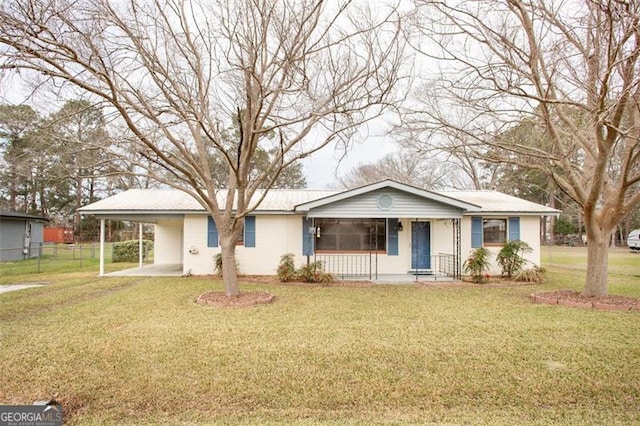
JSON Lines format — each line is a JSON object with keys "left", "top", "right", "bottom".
{"left": 509, "top": 217, "right": 520, "bottom": 241}
{"left": 244, "top": 216, "right": 256, "bottom": 247}
{"left": 207, "top": 216, "right": 219, "bottom": 247}
{"left": 387, "top": 218, "right": 399, "bottom": 256}
{"left": 471, "top": 216, "right": 483, "bottom": 248}
{"left": 302, "top": 217, "right": 314, "bottom": 256}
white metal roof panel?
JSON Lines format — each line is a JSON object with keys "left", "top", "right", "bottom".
{"left": 79, "top": 188, "right": 339, "bottom": 213}
{"left": 437, "top": 190, "right": 559, "bottom": 215}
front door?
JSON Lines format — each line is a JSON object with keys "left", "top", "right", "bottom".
{"left": 411, "top": 221, "right": 431, "bottom": 270}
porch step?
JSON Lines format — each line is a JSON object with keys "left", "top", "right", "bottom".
{"left": 407, "top": 269, "right": 434, "bottom": 275}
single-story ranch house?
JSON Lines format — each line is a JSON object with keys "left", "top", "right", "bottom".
{"left": 80, "top": 180, "right": 559, "bottom": 280}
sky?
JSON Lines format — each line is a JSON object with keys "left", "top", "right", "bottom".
{"left": 301, "top": 136, "right": 399, "bottom": 189}
{"left": 1, "top": 73, "right": 403, "bottom": 190}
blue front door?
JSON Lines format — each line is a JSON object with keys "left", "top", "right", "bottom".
{"left": 411, "top": 221, "right": 431, "bottom": 270}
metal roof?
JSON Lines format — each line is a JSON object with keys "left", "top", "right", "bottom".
{"left": 79, "top": 188, "right": 339, "bottom": 214}
{"left": 437, "top": 190, "right": 559, "bottom": 215}
{"left": 79, "top": 183, "right": 559, "bottom": 216}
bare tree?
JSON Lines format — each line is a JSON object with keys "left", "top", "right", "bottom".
{"left": 338, "top": 150, "right": 463, "bottom": 189}
{"left": 0, "top": 104, "right": 38, "bottom": 212}
{"left": 406, "top": 0, "right": 640, "bottom": 296}
{"left": 0, "top": 0, "right": 407, "bottom": 296}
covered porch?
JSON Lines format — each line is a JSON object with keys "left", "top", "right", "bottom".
{"left": 310, "top": 218, "right": 462, "bottom": 281}
{"left": 294, "top": 183, "right": 477, "bottom": 281}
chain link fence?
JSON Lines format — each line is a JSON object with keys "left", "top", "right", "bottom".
{"left": 0, "top": 242, "right": 114, "bottom": 275}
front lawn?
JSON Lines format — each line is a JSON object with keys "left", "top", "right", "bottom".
{"left": 0, "top": 247, "right": 639, "bottom": 424}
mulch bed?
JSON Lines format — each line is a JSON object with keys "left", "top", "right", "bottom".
{"left": 531, "top": 290, "right": 640, "bottom": 311}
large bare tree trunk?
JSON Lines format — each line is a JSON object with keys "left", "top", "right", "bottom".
{"left": 219, "top": 236, "right": 240, "bottom": 297}
{"left": 583, "top": 224, "right": 610, "bottom": 297}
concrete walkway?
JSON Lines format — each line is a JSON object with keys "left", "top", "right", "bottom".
{"left": 342, "top": 274, "right": 456, "bottom": 284}
{"left": 105, "top": 264, "right": 183, "bottom": 277}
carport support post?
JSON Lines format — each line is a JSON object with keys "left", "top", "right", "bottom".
{"left": 139, "top": 223, "right": 143, "bottom": 268}
{"left": 99, "top": 218, "right": 105, "bottom": 276}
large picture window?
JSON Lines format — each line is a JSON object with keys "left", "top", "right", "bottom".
{"left": 315, "top": 218, "right": 386, "bottom": 252}
{"left": 483, "top": 218, "right": 507, "bottom": 244}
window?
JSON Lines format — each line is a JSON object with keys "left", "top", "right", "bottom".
{"left": 483, "top": 218, "right": 507, "bottom": 244}
{"left": 315, "top": 218, "right": 386, "bottom": 252}
{"left": 471, "top": 216, "right": 520, "bottom": 248}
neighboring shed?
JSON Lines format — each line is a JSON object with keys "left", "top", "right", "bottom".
{"left": 0, "top": 211, "right": 48, "bottom": 261}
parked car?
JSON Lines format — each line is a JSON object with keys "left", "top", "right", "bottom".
{"left": 628, "top": 229, "right": 640, "bottom": 251}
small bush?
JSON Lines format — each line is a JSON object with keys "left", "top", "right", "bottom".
{"left": 275, "top": 254, "right": 333, "bottom": 283}
{"left": 297, "top": 261, "right": 333, "bottom": 283}
{"left": 213, "top": 253, "right": 239, "bottom": 277}
{"left": 463, "top": 247, "right": 492, "bottom": 283}
{"left": 514, "top": 267, "right": 544, "bottom": 283}
{"left": 277, "top": 253, "right": 297, "bottom": 282}
{"left": 112, "top": 240, "right": 153, "bottom": 263}
{"left": 497, "top": 240, "right": 532, "bottom": 277}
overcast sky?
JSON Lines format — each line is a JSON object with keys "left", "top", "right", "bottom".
{"left": 302, "top": 135, "right": 399, "bottom": 189}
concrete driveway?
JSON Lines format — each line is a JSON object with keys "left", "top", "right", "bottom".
{"left": 0, "top": 284, "right": 45, "bottom": 294}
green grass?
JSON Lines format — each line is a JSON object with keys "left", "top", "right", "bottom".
{"left": 0, "top": 243, "right": 145, "bottom": 284}
{"left": 542, "top": 245, "right": 640, "bottom": 296}
{"left": 0, "top": 246, "right": 639, "bottom": 424}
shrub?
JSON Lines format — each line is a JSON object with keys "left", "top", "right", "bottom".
{"left": 297, "top": 261, "right": 334, "bottom": 284}
{"left": 496, "top": 240, "right": 532, "bottom": 277}
{"left": 514, "top": 267, "right": 544, "bottom": 283}
{"left": 112, "top": 240, "right": 153, "bottom": 263}
{"left": 463, "top": 247, "right": 492, "bottom": 283}
{"left": 277, "top": 253, "right": 297, "bottom": 282}
{"left": 213, "top": 253, "right": 240, "bottom": 277}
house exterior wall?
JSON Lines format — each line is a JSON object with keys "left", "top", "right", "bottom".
{"left": 459, "top": 215, "right": 542, "bottom": 274}
{"left": 182, "top": 214, "right": 304, "bottom": 275}
{"left": 154, "top": 218, "right": 183, "bottom": 264}
{"left": 305, "top": 188, "right": 464, "bottom": 219}
{"left": 179, "top": 213, "right": 542, "bottom": 276}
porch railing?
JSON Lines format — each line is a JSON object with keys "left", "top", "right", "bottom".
{"left": 313, "top": 252, "right": 459, "bottom": 280}
{"left": 314, "top": 253, "right": 378, "bottom": 280}
{"left": 431, "top": 253, "right": 456, "bottom": 279}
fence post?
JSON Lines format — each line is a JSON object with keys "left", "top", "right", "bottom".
{"left": 80, "top": 244, "right": 83, "bottom": 268}
{"left": 37, "top": 242, "right": 42, "bottom": 273}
